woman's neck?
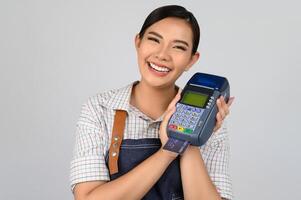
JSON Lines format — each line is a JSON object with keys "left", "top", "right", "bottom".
{"left": 130, "top": 81, "right": 177, "bottom": 120}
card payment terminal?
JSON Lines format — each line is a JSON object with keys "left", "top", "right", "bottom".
{"left": 163, "top": 72, "right": 230, "bottom": 154}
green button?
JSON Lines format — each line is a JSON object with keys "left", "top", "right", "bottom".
{"left": 184, "top": 128, "right": 193, "bottom": 134}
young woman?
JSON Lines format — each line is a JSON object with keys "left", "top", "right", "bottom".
{"left": 70, "top": 5, "right": 234, "bottom": 200}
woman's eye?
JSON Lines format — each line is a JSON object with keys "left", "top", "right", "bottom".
{"left": 174, "top": 46, "right": 187, "bottom": 51}
{"left": 147, "top": 37, "right": 160, "bottom": 43}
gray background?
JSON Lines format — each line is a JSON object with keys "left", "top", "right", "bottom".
{"left": 1, "top": 0, "right": 300, "bottom": 199}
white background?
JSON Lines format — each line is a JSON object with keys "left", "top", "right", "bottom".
{"left": 1, "top": 0, "right": 300, "bottom": 199}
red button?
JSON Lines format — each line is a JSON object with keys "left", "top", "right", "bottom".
{"left": 168, "top": 124, "right": 175, "bottom": 130}
{"left": 168, "top": 124, "right": 178, "bottom": 130}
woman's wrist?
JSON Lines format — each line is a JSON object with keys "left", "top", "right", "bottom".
{"left": 159, "top": 147, "right": 179, "bottom": 161}
{"left": 180, "top": 145, "right": 200, "bottom": 158}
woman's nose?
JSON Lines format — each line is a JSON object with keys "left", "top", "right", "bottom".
{"left": 155, "top": 46, "right": 170, "bottom": 61}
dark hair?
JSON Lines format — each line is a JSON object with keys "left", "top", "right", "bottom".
{"left": 138, "top": 5, "right": 200, "bottom": 54}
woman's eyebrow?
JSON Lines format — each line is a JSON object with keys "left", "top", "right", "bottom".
{"left": 148, "top": 31, "right": 163, "bottom": 39}
{"left": 174, "top": 40, "right": 189, "bottom": 47}
{"left": 147, "top": 31, "right": 189, "bottom": 47}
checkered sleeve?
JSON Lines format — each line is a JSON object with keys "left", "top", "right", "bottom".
{"left": 70, "top": 98, "right": 110, "bottom": 192}
{"left": 200, "top": 120, "right": 234, "bottom": 200}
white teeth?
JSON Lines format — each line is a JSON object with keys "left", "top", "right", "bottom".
{"left": 149, "top": 62, "right": 170, "bottom": 72}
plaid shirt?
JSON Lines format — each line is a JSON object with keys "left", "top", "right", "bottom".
{"left": 70, "top": 82, "right": 233, "bottom": 199}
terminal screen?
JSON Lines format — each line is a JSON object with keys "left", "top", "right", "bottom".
{"left": 181, "top": 91, "right": 208, "bottom": 107}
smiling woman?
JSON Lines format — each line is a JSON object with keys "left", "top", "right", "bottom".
{"left": 135, "top": 17, "right": 199, "bottom": 88}
{"left": 70, "top": 5, "right": 234, "bottom": 200}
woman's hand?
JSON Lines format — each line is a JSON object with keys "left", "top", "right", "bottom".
{"left": 213, "top": 96, "right": 235, "bottom": 132}
{"left": 159, "top": 89, "right": 181, "bottom": 147}
{"left": 159, "top": 91, "right": 234, "bottom": 145}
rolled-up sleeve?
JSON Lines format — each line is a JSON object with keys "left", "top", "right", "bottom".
{"left": 200, "top": 121, "right": 234, "bottom": 200}
{"left": 70, "top": 98, "right": 110, "bottom": 191}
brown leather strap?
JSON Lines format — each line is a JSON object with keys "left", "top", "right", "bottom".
{"left": 108, "top": 110, "right": 127, "bottom": 175}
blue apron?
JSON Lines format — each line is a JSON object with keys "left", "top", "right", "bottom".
{"left": 105, "top": 138, "right": 184, "bottom": 200}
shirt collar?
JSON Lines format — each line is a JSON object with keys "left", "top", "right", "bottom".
{"left": 104, "top": 82, "right": 137, "bottom": 111}
{"left": 104, "top": 81, "right": 178, "bottom": 123}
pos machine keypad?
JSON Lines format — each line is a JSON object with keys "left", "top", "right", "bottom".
{"left": 168, "top": 103, "right": 204, "bottom": 134}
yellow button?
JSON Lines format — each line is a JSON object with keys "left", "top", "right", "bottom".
{"left": 177, "top": 126, "right": 184, "bottom": 132}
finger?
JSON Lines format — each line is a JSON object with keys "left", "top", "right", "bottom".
{"left": 176, "top": 88, "right": 182, "bottom": 95}
{"left": 216, "top": 112, "right": 223, "bottom": 123}
{"left": 213, "top": 124, "right": 221, "bottom": 133}
{"left": 213, "top": 122, "right": 222, "bottom": 132}
{"left": 227, "top": 96, "right": 235, "bottom": 107}
{"left": 214, "top": 113, "right": 223, "bottom": 132}
{"left": 216, "top": 98, "right": 226, "bottom": 119}
{"left": 161, "top": 107, "right": 176, "bottom": 128}
{"left": 220, "top": 96, "right": 230, "bottom": 116}
{"left": 167, "top": 89, "right": 182, "bottom": 110}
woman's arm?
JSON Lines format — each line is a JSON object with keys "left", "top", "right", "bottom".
{"left": 180, "top": 146, "right": 222, "bottom": 200}
{"left": 74, "top": 148, "right": 177, "bottom": 200}
{"left": 72, "top": 92, "right": 182, "bottom": 200}
{"left": 73, "top": 91, "right": 181, "bottom": 200}
{"left": 180, "top": 97, "right": 234, "bottom": 200}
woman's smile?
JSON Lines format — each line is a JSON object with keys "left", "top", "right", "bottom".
{"left": 147, "top": 61, "right": 171, "bottom": 77}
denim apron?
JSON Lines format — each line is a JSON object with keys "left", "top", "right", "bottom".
{"left": 105, "top": 111, "right": 184, "bottom": 200}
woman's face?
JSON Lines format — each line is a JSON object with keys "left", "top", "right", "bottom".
{"left": 135, "top": 17, "right": 199, "bottom": 89}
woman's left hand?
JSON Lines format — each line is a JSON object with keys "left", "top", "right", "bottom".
{"left": 213, "top": 96, "right": 235, "bottom": 132}
{"left": 159, "top": 89, "right": 181, "bottom": 147}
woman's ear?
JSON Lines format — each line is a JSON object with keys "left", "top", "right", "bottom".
{"left": 135, "top": 34, "right": 141, "bottom": 50}
{"left": 185, "top": 52, "right": 200, "bottom": 71}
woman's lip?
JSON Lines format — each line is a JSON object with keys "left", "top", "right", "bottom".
{"left": 147, "top": 61, "right": 172, "bottom": 71}
{"left": 147, "top": 62, "right": 170, "bottom": 77}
